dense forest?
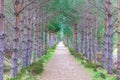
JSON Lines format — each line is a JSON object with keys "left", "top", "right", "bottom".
{"left": 0, "top": 0, "right": 120, "bottom": 80}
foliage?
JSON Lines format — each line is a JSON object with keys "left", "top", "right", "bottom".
{"left": 45, "top": 0, "right": 78, "bottom": 26}
{"left": 9, "top": 60, "right": 43, "bottom": 80}
{"left": 84, "top": 61, "right": 97, "bottom": 69}
{"left": 62, "top": 26, "right": 72, "bottom": 36}
{"left": 27, "top": 60, "right": 44, "bottom": 75}
{"left": 48, "top": 19, "right": 61, "bottom": 33}
{"left": 97, "top": 25, "right": 104, "bottom": 47}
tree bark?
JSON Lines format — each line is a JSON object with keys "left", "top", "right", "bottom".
{"left": 93, "top": 18, "right": 98, "bottom": 64}
{"left": 106, "top": 0, "right": 113, "bottom": 74}
{"left": 49, "top": 32, "right": 54, "bottom": 48}
{"left": 21, "top": 9, "right": 28, "bottom": 68}
{"left": 37, "top": 14, "right": 42, "bottom": 58}
{"left": 117, "top": 0, "right": 120, "bottom": 79}
{"left": 12, "top": 0, "right": 20, "bottom": 77}
{"left": 33, "top": 12, "right": 37, "bottom": 61}
{"left": 80, "top": 25, "right": 84, "bottom": 54}
{"left": 0, "top": 0, "right": 5, "bottom": 80}
{"left": 89, "top": 22, "right": 93, "bottom": 61}
{"left": 27, "top": 6, "right": 32, "bottom": 66}
{"left": 102, "top": 15, "right": 108, "bottom": 69}
{"left": 44, "top": 20, "right": 48, "bottom": 54}
{"left": 85, "top": 16, "right": 89, "bottom": 59}
{"left": 74, "top": 24, "right": 78, "bottom": 52}
{"left": 36, "top": 15, "right": 40, "bottom": 58}
{"left": 66, "top": 36, "right": 69, "bottom": 47}
{"left": 83, "top": 26, "right": 86, "bottom": 55}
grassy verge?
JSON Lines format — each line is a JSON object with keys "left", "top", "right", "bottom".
{"left": 7, "top": 46, "right": 56, "bottom": 80}
{"left": 68, "top": 48, "right": 116, "bottom": 80}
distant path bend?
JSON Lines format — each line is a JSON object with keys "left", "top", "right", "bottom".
{"left": 39, "top": 42, "right": 92, "bottom": 80}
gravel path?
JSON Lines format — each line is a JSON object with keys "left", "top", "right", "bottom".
{"left": 39, "top": 42, "right": 92, "bottom": 80}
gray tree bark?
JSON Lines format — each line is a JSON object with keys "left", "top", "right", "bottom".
{"left": 80, "top": 26, "right": 84, "bottom": 54}
{"left": 0, "top": 0, "right": 5, "bottom": 80}
{"left": 12, "top": 0, "right": 20, "bottom": 77}
{"left": 74, "top": 24, "right": 78, "bottom": 52}
{"left": 117, "top": 0, "right": 120, "bottom": 79}
{"left": 102, "top": 16, "right": 108, "bottom": 69}
{"left": 89, "top": 25, "right": 93, "bottom": 61}
{"left": 107, "top": 0, "right": 113, "bottom": 74}
{"left": 93, "top": 18, "right": 98, "bottom": 64}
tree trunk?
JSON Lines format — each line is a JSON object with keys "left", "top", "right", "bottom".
{"left": 33, "top": 27, "right": 37, "bottom": 61}
{"left": 66, "top": 36, "right": 69, "bottom": 47}
{"left": 37, "top": 15, "right": 42, "bottom": 58}
{"left": 89, "top": 25, "right": 93, "bottom": 61}
{"left": 41, "top": 12, "right": 44, "bottom": 54}
{"left": 117, "top": 0, "right": 120, "bottom": 79}
{"left": 49, "top": 32, "right": 54, "bottom": 48}
{"left": 33, "top": 13, "right": 37, "bottom": 61}
{"left": 12, "top": 0, "right": 20, "bottom": 77}
{"left": 102, "top": 15, "right": 108, "bottom": 69}
{"left": 27, "top": 6, "right": 32, "bottom": 66}
{"left": 0, "top": 0, "right": 5, "bottom": 80}
{"left": 107, "top": 0, "right": 113, "bottom": 74}
{"left": 85, "top": 1, "right": 89, "bottom": 59}
{"left": 41, "top": 23, "right": 44, "bottom": 54}
{"left": 88, "top": 0, "right": 93, "bottom": 61}
{"left": 44, "top": 24, "right": 48, "bottom": 54}
{"left": 93, "top": 18, "right": 98, "bottom": 64}
{"left": 83, "top": 26, "right": 86, "bottom": 55}
{"left": 80, "top": 27, "right": 84, "bottom": 54}
{"left": 38, "top": 17, "right": 42, "bottom": 57}
{"left": 22, "top": 10, "right": 28, "bottom": 68}
{"left": 74, "top": 24, "right": 78, "bottom": 52}
{"left": 85, "top": 19, "right": 89, "bottom": 59}
{"left": 36, "top": 17, "right": 40, "bottom": 58}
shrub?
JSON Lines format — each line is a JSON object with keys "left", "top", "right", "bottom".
{"left": 113, "top": 68, "right": 117, "bottom": 74}
{"left": 97, "top": 53, "right": 102, "bottom": 62}
{"left": 81, "top": 60, "right": 86, "bottom": 65}
{"left": 9, "top": 47, "right": 56, "bottom": 80}
{"left": 99, "top": 72, "right": 106, "bottom": 79}
{"left": 69, "top": 48, "right": 75, "bottom": 55}
{"left": 94, "top": 72, "right": 106, "bottom": 79}
{"left": 93, "top": 68, "right": 97, "bottom": 72}
{"left": 28, "top": 60, "right": 44, "bottom": 75}
{"left": 68, "top": 48, "right": 84, "bottom": 60}
{"left": 84, "top": 61, "right": 96, "bottom": 68}
{"left": 9, "top": 60, "right": 44, "bottom": 80}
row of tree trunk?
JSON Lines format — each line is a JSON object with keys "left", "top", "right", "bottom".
{"left": 65, "top": 0, "right": 115, "bottom": 76}
{"left": 0, "top": 0, "right": 58, "bottom": 80}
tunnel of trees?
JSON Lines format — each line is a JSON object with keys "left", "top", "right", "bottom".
{"left": 0, "top": 0, "right": 120, "bottom": 80}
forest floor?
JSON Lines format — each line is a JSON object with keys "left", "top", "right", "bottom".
{"left": 39, "top": 42, "right": 92, "bottom": 80}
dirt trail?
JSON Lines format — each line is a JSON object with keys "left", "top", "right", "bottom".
{"left": 39, "top": 42, "right": 92, "bottom": 80}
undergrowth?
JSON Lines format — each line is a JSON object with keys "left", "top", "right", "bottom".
{"left": 7, "top": 46, "right": 56, "bottom": 80}
{"left": 68, "top": 48, "right": 116, "bottom": 80}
